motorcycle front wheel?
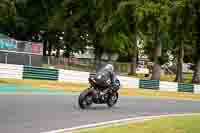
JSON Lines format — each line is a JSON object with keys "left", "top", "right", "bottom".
{"left": 107, "top": 91, "right": 119, "bottom": 108}
{"left": 78, "top": 89, "right": 93, "bottom": 109}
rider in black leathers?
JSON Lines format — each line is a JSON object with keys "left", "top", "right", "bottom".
{"left": 94, "top": 64, "right": 120, "bottom": 92}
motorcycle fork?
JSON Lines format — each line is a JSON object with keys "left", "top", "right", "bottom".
{"left": 89, "top": 87, "right": 99, "bottom": 98}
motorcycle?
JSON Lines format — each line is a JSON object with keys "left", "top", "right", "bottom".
{"left": 78, "top": 73, "right": 120, "bottom": 109}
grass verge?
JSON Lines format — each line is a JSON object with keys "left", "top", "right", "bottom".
{"left": 1, "top": 78, "right": 200, "bottom": 100}
{"left": 74, "top": 115, "right": 200, "bottom": 133}
{"left": 0, "top": 78, "right": 87, "bottom": 92}
{"left": 128, "top": 73, "right": 193, "bottom": 84}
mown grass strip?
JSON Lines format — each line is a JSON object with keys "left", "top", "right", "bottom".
{"left": 75, "top": 115, "right": 200, "bottom": 133}
{"left": 1, "top": 78, "right": 200, "bottom": 100}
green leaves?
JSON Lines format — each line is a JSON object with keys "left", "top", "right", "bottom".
{"left": 104, "top": 31, "right": 131, "bottom": 53}
{"left": 1, "top": 0, "right": 200, "bottom": 66}
{"left": 0, "top": 0, "right": 16, "bottom": 32}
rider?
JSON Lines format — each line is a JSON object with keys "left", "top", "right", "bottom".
{"left": 94, "top": 64, "right": 120, "bottom": 92}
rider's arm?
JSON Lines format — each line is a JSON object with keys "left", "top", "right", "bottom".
{"left": 110, "top": 71, "right": 116, "bottom": 84}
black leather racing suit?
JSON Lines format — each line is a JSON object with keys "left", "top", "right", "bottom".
{"left": 94, "top": 66, "right": 120, "bottom": 92}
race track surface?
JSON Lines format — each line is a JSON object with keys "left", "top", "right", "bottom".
{"left": 0, "top": 94, "right": 200, "bottom": 133}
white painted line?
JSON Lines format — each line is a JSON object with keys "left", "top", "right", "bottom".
{"left": 41, "top": 113, "right": 200, "bottom": 133}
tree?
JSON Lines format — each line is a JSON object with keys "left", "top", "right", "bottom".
{"left": 138, "top": 0, "right": 170, "bottom": 80}
{"left": 15, "top": 0, "right": 64, "bottom": 56}
{"left": 95, "top": 0, "right": 118, "bottom": 65}
{"left": 119, "top": 2, "right": 139, "bottom": 75}
{"left": 191, "top": 0, "right": 200, "bottom": 84}
{"left": 61, "top": 0, "right": 97, "bottom": 58}
{"left": 0, "top": 0, "right": 16, "bottom": 34}
{"left": 192, "top": 42, "right": 200, "bottom": 84}
{"left": 168, "top": 0, "right": 195, "bottom": 82}
{"left": 97, "top": 0, "right": 143, "bottom": 74}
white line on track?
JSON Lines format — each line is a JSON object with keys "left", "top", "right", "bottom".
{"left": 41, "top": 113, "right": 200, "bottom": 133}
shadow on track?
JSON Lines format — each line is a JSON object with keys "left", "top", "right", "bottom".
{"left": 73, "top": 103, "right": 121, "bottom": 111}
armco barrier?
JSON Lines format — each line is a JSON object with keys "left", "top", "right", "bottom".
{"left": 159, "top": 81, "right": 178, "bottom": 92}
{"left": 118, "top": 76, "right": 139, "bottom": 88}
{"left": 178, "top": 83, "right": 194, "bottom": 93}
{"left": 59, "top": 69, "right": 89, "bottom": 84}
{"left": 139, "top": 79, "right": 160, "bottom": 90}
{"left": 0, "top": 63, "right": 23, "bottom": 79}
{"left": 194, "top": 85, "right": 200, "bottom": 93}
{"left": 23, "top": 65, "right": 58, "bottom": 80}
{"left": 58, "top": 69, "right": 139, "bottom": 88}
{"left": 1, "top": 63, "right": 200, "bottom": 94}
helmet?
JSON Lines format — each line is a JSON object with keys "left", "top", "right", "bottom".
{"left": 104, "top": 64, "right": 114, "bottom": 72}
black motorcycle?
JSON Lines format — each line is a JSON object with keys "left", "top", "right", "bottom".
{"left": 78, "top": 73, "right": 120, "bottom": 109}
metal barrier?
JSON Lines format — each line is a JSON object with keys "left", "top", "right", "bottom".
{"left": 178, "top": 83, "right": 194, "bottom": 93}
{"left": 0, "top": 63, "right": 23, "bottom": 79}
{"left": 139, "top": 79, "right": 160, "bottom": 90}
{"left": 0, "top": 63, "right": 199, "bottom": 94}
{"left": 23, "top": 65, "right": 58, "bottom": 80}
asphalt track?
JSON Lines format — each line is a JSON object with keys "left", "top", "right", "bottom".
{"left": 0, "top": 94, "right": 200, "bottom": 133}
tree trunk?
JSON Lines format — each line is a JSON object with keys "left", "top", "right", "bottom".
{"left": 56, "top": 48, "right": 60, "bottom": 57}
{"left": 94, "top": 47, "right": 103, "bottom": 72}
{"left": 108, "top": 53, "right": 112, "bottom": 62}
{"left": 151, "top": 63, "right": 161, "bottom": 80}
{"left": 151, "top": 44, "right": 162, "bottom": 80}
{"left": 130, "top": 54, "right": 137, "bottom": 75}
{"left": 48, "top": 41, "right": 52, "bottom": 56}
{"left": 43, "top": 39, "right": 47, "bottom": 56}
{"left": 192, "top": 57, "right": 200, "bottom": 84}
{"left": 126, "top": 6, "right": 138, "bottom": 75}
{"left": 192, "top": 33, "right": 200, "bottom": 84}
{"left": 151, "top": 23, "right": 161, "bottom": 80}
{"left": 175, "top": 42, "right": 184, "bottom": 82}
{"left": 129, "top": 34, "right": 138, "bottom": 75}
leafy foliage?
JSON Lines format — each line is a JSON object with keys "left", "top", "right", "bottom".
{"left": 1, "top": 0, "right": 200, "bottom": 82}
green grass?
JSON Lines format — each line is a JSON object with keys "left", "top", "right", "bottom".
{"left": 75, "top": 115, "right": 200, "bottom": 133}
{"left": 1, "top": 78, "right": 200, "bottom": 100}
{"left": 129, "top": 73, "right": 193, "bottom": 83}
{"left": 184, "top": 73, "right": 193, "bottom": 83}
{"left": 0, "top": 78, "right": 87, "bottom": 92}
